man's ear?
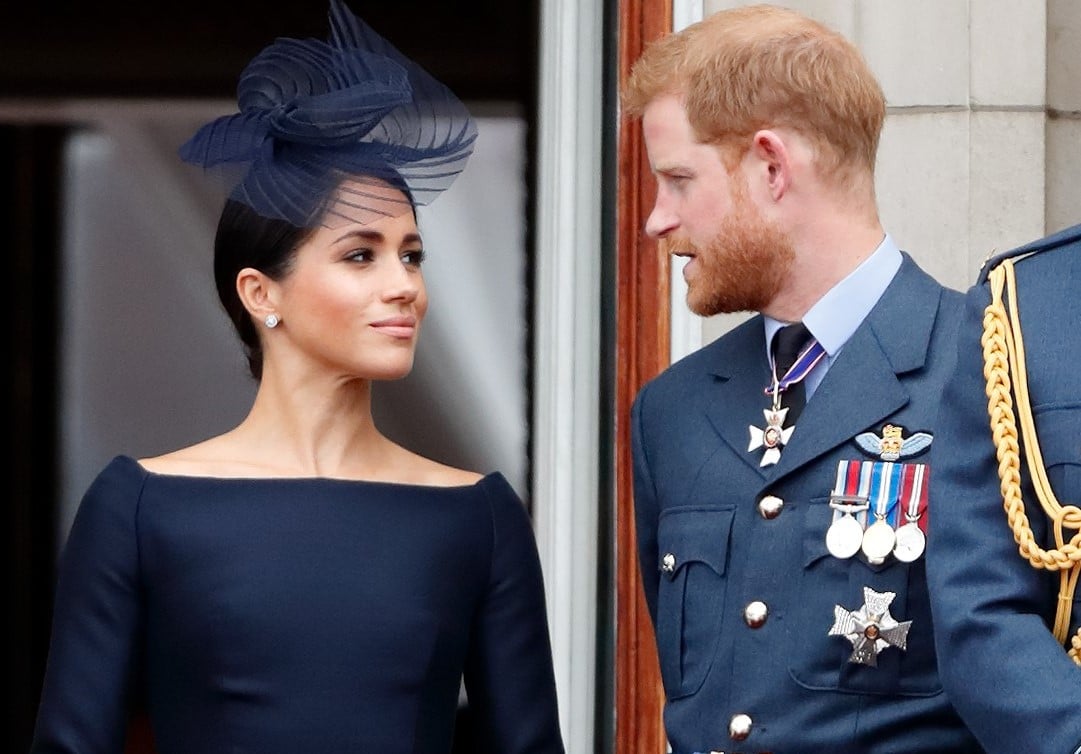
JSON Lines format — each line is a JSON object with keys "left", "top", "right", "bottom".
{"left": 236, "top": 267, "right": 279, "bottom": 322}
{"left": 750, "top": 129, "right": 792, "bottom": 202}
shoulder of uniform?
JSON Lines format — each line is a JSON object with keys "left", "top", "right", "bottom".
{"left": 977, "top": 222, "right": 1081, "bottom": 284}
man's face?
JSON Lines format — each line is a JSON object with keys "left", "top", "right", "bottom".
{"left": 641, "top": 94, "right": 793, "bottom": 316}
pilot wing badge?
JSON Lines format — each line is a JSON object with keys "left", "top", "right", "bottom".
{"left": 854, "top": 424, "right": 932, "bottom": 461}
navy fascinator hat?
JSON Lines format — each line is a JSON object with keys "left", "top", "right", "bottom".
{"left": 179, "top": 0, "right": 477, "bottom": 227}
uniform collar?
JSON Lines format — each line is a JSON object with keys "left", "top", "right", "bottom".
{"left": 763, "top": 234, "right": 903, "bottom": 358}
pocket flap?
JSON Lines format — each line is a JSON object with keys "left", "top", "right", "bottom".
{"left": 802, "top": 496, "right": 833, "bottom": 568}
{"left": 1033, "top": 405, "right": 1081, "bottom": 467}
{"left": 656, "top": 506, "right": 736, "bottom": 579}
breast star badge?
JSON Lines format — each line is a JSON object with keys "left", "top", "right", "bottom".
{"left": 828, "top": 587, "right": 912, "bottom": 666}
{"left": 748, "top": 407, "right": 795, "bottom": 467}
{"left": 854, "top": 424, "right": 933, "bottom": 461}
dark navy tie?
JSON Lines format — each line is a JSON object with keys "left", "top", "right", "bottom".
{"left": 771, "top": 322, "right": 812, "bottom": 424}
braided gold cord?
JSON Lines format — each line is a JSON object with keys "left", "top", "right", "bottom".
{"left": 983, "top": 261, "right": 1081, "bottom": 663}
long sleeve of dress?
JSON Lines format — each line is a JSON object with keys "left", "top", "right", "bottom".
{"left": 463, "top": 474, "right": 565, "bottom": 753}
{"left": 31, "top": 458, "right": 145, "bottom": 754}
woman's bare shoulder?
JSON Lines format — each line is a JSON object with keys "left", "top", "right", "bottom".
{"left": 140, "top": 438, "right": 485, "bottom": 487}
{"left": 395, "top": 447, "right": 484, "bottom": 488}
{"left": 137, "top": 435, "right": 259, "bottom": 478}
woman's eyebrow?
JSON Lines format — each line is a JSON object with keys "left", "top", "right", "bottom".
{"left": 332, "top": 230, "right": 423, "bottom": 245}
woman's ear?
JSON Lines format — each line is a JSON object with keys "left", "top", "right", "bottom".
{"left": 236, "top": 267, "right": 280, "bottom": 326}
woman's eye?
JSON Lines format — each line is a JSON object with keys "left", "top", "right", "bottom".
{"left": 347, "top": 248, "right": 374, "bottom": 263}
{"left": 402, "top": 249, "right": 426, "bottom": 267}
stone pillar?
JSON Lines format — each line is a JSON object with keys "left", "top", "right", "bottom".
{"left": 1047, "top": 0, "right": 1081, "bottom": 233}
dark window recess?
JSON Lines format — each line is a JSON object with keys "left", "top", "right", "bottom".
{"left": 4, "top": 124, "right": 65, "bottom": 754}
{"left": 0, "top": 1, "right": 534, "bottom": 102}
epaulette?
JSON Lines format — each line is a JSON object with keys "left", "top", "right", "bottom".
{"left": 977, "top": 221, "right": 1081, "bottom": 284}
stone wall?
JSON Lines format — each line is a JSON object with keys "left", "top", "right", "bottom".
{"left": 699, "top": 0, "right": 1080, "bottom": 343}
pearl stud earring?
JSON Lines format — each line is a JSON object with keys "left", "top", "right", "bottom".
{"left": 264, "top": 313, "right": 280, "bottom": 329}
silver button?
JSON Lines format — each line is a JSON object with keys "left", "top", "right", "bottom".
{"left": 743, "top": 600, "right": 769, "bottom": 628}
{"left": 661, "top": 552, "right": 676, "bottom": 573}
{"left": 757, "top": 495, "right": 784, "bottom": 519}
{"left": 729, "top": 713, "right": 753, "bottom": 741}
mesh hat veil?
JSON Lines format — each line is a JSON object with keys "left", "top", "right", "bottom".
{"left": 179, "top": 0, "right": 477, "bottom": 226}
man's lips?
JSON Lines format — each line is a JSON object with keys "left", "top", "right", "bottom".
{"left": 658, "top": 236, "right": 697, "bottom": 259}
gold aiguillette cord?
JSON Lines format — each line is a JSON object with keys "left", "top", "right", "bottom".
{"left": 983, "top": 258, "right": 1081, "bottom": 665}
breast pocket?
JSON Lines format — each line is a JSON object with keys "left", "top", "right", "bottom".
{"left": 1033, "top": 404, "right": 1081, "bottom": 504}
{"left": 1032, "top": 405, "right": 1081, "bottom": 640}
{"left": 787, "top": 498, "right": 942, "bottom": 697}
{"left": 654, "top": 506, "right": 735, "bottom": 700}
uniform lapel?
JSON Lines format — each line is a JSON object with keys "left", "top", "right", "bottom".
{"left": 701, "top": 317, "right": 774, "bottom": 479}
{"left": 766, "top": 324, "right": 908, "bottom": 479}
{"left": 766, "top": 255, "right": 944, "bottom": 481}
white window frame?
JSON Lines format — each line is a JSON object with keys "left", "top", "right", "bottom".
{"left": 532, "top": 0, "right": 603, "bottom": 750}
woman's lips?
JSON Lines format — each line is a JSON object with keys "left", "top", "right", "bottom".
{"left": 371, "top": 316, "right": 417, "bottom": 339}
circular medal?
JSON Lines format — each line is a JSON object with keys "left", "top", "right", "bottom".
{"left": 893, "top": 522, "right": 926, "bottom": 563}
{"left": 861, "top": 519, "right": 896, "bottom": 563}
{"left": 763, "top": 426, "right": 781, "bottom": 448}
{"left": 826, "top": 514, "right": 863, "bottom": 559}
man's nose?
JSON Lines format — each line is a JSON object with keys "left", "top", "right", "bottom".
{"left": 644, "top": 201, "right": 678, "bottom": 238}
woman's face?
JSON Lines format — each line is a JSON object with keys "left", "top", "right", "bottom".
{"left": 271, "top": 186, "right": 428, "bottom": 382}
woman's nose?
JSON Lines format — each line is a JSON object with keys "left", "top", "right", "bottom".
{"left": 381, "top": 262, "right": 421, "bottom": 302}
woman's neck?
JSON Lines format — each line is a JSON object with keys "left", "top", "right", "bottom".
{"left": 232, "top": 368, "right": 394, "bottom": 478}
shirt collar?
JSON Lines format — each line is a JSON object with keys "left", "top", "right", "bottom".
{"left": 764, "top": 234, "right": 903, "bottom": 357}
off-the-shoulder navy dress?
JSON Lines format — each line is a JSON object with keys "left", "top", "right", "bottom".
{"left": 31, "top": 456, "right": 564, "bottom": 754}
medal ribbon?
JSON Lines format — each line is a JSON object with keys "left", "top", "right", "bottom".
{"left": 910, "top": 463, "right": 928, "bottom": 532}
{"left": 831, "top": 459, "right": 852, "bottom": 498}
{"left": 868, "top": 461, "right": 902, "bottom": 526}
{"left": 762, "top": 338, "right": 827, "bottom": 396}
{"left": 896, "top": 463, "right": 916, "bottom": 525}
{"left": 832, "top": 459, "right": 872, "bottom": 528}
{"left": 894, "top": 463, "right": 929, "bottom": 530}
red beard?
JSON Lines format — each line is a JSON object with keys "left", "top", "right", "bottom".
{"left": 661, "top": 189, "right": 794, "bottom": 316}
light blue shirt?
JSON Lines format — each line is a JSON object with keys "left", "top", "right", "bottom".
{"left": 763, "top": 234, "right": 903, "bottom": 399}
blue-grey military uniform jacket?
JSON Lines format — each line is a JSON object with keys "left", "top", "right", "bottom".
{"left": 926, "top": 223, "right": 1081, "bottom": 754}
{"left": 632, "top": 254, "right": 982, "bottom": 754}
